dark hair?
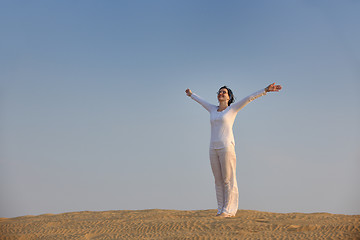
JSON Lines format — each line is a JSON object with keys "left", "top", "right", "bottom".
{"left": 218, "top": 86, "right": 235, "bottom": 106}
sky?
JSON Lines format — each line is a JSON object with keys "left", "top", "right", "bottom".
{"left": 1, "top": 0, "right": 359, "bottom": 218}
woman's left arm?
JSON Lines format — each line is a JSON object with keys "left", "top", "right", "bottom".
{"left": 231, "top": 83, "right": 282, "bottom": 112}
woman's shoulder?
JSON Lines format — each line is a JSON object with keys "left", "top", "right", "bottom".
{"left": 208, "top": 104, "right": 219, "bottom": 112}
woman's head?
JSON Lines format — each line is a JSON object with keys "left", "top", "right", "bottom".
{"left": 217, "top": 86, "right": 235, "bottom": 106}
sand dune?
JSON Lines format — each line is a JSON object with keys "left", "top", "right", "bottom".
{"left": 1, "top": 209, "right": 359, "bottom": 239}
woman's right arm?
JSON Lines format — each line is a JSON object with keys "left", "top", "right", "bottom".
{"left": 185, "top": 88, "right": 214, "bottom": 112}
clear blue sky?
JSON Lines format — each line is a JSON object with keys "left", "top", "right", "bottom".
{"left": 1, "top": 0, "right": 359, "bottom": 218}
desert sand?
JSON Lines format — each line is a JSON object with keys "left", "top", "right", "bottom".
{"left": 1, "top": 209, "right": 359, "bottom": 239}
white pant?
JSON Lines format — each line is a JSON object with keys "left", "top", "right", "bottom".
{"left": 209, "top": 145, "right": 238, "bottom": 216}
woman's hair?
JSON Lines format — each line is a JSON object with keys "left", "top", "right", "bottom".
{"left": 218, "top": 86, "right": 235, "bottom": 106}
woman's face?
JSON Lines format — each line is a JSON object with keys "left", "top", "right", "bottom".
{"left": 217, "top": 88, "right": 230, "bottom": 103}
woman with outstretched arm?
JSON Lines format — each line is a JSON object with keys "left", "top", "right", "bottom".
{"left": 185, "top": 83, "right": 282, "bottom": 218}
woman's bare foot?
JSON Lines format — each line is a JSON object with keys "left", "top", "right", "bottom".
{"left": 217, "top": 212, "right": 232, "bottom": 218}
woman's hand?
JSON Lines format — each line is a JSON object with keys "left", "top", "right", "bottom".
{"left": 265, "top": 83, "right": 282, "bottom": 92}
{"left": 185, "top": 88, "right": 192, "bottom": 96}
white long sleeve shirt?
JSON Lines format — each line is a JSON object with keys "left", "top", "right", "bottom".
{"left": 190, "top": 89, "right": 267, "bottom": 149}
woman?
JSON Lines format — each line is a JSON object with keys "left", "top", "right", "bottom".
{"left": 185, "top": 83, "right": 282, "bottom": 218}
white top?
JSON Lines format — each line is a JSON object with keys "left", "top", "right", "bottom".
{"left": 190, "top": 89, "right": 267, "bottom": 149}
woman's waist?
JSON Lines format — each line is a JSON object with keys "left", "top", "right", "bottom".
{"left": 209, "top": 139, "right": 235, "bottom": 149}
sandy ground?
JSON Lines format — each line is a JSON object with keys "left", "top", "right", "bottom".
{"left": 0, "top": 209, "right": 359, "bottom": 239}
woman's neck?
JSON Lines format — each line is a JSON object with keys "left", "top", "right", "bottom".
{"left": 218, "top": 101, "right": 228, "bottom": 111}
